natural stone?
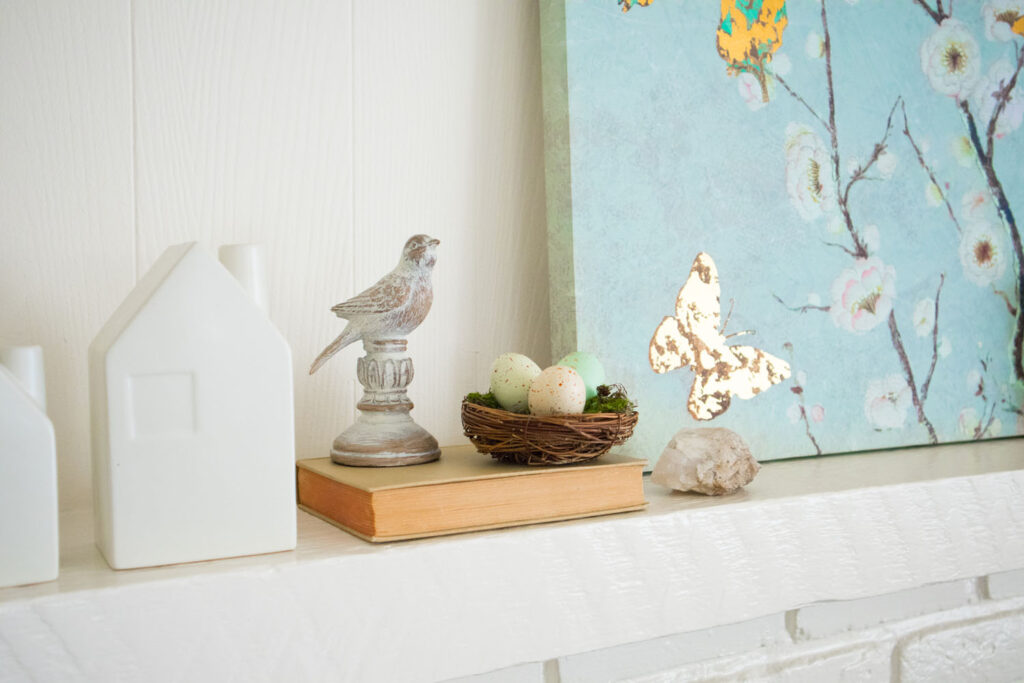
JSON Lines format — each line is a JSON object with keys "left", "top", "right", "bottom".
{"left": 651, "top": 427, "right": 760, "bottom": 495}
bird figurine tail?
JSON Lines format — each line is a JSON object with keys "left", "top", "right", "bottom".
{"left": 309, "top": 326, "right": 356, "bottom": 375}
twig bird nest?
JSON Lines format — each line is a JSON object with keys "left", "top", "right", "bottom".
{"left": 461, "top": 385, "right": 638, "bottom": 466}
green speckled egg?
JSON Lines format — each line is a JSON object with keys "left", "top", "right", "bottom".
{"left": 489, "top": 353, "right": 542, "bottom": 413}
{"left": 557, "top": 351, "right": 606, "bottom": 400}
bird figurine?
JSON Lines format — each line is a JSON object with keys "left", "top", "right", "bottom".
{"left": 310, "top": 234, "right": 440, "bottom": 375}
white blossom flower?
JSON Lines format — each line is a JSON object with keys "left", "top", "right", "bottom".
{"left": 952, "top": 135, "right": 976, "bottom": 166}
{"left": 939, "top": 336, "right": 953, "bottom": 357}
{"left": 830, "top": 257, "right": 897, "bottom": 333}
{"left": 863, "top": 224, "right": 881, "bottom": 254}
{"left": 958, "top": 407, "right": 981, "bottom": 436}
{"left": 973, "top": 59, "right": 1024, "bottom": 138}
{"left": 962, "top": 189, "right": 994, "bottom": 223}
{"left": 809, "top": 404, "right": 825, "bottom": 423}
{"left": 738, "top": 72, "right": 772, "bottom": 111}
{"left": 787, "top": 402, "right": 803, "bottom": 424}
{"left": 807, "top": 292, "right": 822, "bottom": 307}
{"left": 806, "top": 32, "right": 824, "bottom": 59}
{"left": 925, "top": 181, "right": 944, "bottom": 206}
{"left": 864, "top": 375, "right": 912, "bottom": 430}
{"left": 920, "top": 19, "right": 982, "bottom": 99}
{"left": 913, "top": 298, "right": 935, "bottom": 337}
{"left": 958, "top": 408, "right": 1003, "bottom": 438}
{"left": 982, "top": 2, "right": 1024, "bottom": 41}
{"left": 876, "top": 149, "right": 899, "bottom": 179}
{"left": 796, "top": 370, "right": 808, "bottom": 387}
{"left": 785, "top": 123, "right": 836, "bottom": 221}
{"left": 959, "top": 222, "right": 1009, "bottom": 285}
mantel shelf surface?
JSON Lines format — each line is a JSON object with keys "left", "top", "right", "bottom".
{"left": 1, "top": 438, "right": 1022, "bottom": 681}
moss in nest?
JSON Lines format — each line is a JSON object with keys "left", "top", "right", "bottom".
{"left": 465, "top": 391, "right": 502, "bottom": 409}
{"left": 584, "top": 384, "right": 636, "bottom": 413}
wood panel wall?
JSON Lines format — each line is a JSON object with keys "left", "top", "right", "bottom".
{"left": 0, "top": 0, "right": 550, "bottom": 511}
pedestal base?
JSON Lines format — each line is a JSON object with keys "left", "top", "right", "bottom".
{"left": 330, "top": 410, "right": 440, "bottom": 467}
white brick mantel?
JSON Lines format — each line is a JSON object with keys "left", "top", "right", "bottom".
{"left": 1, "top": 439, "right": 1022, "bottom": 682}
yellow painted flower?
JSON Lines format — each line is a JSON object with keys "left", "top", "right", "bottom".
{"left": 619, "top": 0, "right": 653, "bottom": 13}
{"left": 717, "top": 0, "right": 789, "bottom": 103}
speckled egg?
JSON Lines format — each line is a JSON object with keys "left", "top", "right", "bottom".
{"left": 528, "top": 365, "right": 587, "bottom": 416}
{"left": 557, "top": 351, "right": 607, "bottom": 400}
{"left": 489, "top": 353, "right": 542, "bottom": 413}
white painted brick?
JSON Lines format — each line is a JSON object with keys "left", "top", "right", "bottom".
{"left": 987, "top": 568, "right": 1024, "bottom": 600}
{"left": 622, "top": 634, "right": 894, "bottom": 683}
{"left": 899, "top": 611, "right": 1024, "bottom": 683}
{"left": 792, "top": 580, "right": 975, "bottom": 640}
{"left": 557, "top": 613, "right": 789, "bottom": 683}
{"left": 443, "top": 661, "right": 546, "bottom": 683}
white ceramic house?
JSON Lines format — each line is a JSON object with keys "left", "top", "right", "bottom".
{"left": 90, "top": 242, "right": 296, "bottom": 569}
{"left": 0, "top": 350, "right": 58, "bottom": 587}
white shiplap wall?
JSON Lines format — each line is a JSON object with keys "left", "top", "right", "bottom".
{"left": 0, "top": 0, "right": 550, "bottom": 511}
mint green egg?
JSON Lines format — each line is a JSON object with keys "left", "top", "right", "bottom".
{"left": 557, "top": 351, "right": 606, "bottom": 400}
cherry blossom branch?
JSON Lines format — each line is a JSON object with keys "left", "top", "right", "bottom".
{"left": 986, "top": 45, "right": 1024, "bottom": 161}
{"left": 901, "top": 101, "right": 962, "bottom": 235}
{"left": 772, "top": 293, "right": 830, "bottom": 313}
{"left": 888, "top": 310, "right": 938, "bottom": 443}
{"left": 822, "top": 239, "right": 857, "bottom": 257}
{"left": 908, "top": 2, "right": 1024, "bottom": 379}
{"left": 993, "top": 287, "right": 1019, "bottom": 316}
{"left": 972, "top": 357, "right": 999, "bottom": 440}
{"left": 797, "top": 402, "right": 823, "bottom": 455}
{"left": 960, "top": 98, "right": 1024, "bottom": 380}
{"left": 783, "top": 343, "right": 823, "bottom": 456}
{"left": 920, "top": 273, "right": 945, "bottom": 404}
{"left": 819, "top": 1, "right": 942, "bottom": 439}
{"left": 978, "top": 399, "right": 999, "bottom": 440}
{"left": 842, "top": 97, "right": 901, "bottom": 207}
{"left": 821, "top": 0, "right": 869, "bottom": 258}
{"left": 912, "top": 0, "right": 948, "bottom": 24}
{"left": 774, "top": 73, "right": 830, "bottom": 134}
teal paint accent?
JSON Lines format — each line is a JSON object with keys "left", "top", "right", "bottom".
{"left": 736, "top": 0, "right": 765, "bottom": 30}
{"left": 721, "top": 10, "right": 733, "bottom": 36}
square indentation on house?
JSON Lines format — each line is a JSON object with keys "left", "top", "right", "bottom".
{"left": 129, "top": 372, "right": 196, "bottom": 438}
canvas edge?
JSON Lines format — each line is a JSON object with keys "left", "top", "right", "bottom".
{"left": 539, "top": 0, "right": 577, "bottom": 362}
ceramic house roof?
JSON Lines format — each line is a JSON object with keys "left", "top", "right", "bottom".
{"left": 0, "top": 365, "right": 52, "bottom": 433}
{"left": 89, "top": 242, "right": 285, "bottom": 356}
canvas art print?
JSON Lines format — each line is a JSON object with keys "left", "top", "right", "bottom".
{"left": 539, "top": 0, "right": 1024, "bottom": 463}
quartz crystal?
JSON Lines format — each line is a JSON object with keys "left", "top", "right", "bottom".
{"left": 651, "top": 427, "right": 760, "bottom": 495}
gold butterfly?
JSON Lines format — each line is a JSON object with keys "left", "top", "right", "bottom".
{"left": 649, "top": 252, "right": 791, "bottom": 420}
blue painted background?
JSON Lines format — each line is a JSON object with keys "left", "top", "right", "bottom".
{"left": 558, "top": 0, "right": 1024, "bottom": 461}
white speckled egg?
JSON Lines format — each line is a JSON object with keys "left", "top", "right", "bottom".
{"left": 528, "top": 365, "right": 586, "bottom": 416}
{"left": 557, "top": 351, "right": 607, "bottom": 400}
{"left": 489, "top": 353, "right": 542, "bottom": 413}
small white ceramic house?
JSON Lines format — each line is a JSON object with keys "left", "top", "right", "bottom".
{"left": 0, "top": 354, "right": 58, "bottom": 587}
{"left": 90, "top": 242, "right": 296, "bottom": 569}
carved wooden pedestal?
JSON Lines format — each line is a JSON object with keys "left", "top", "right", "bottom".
{"left": 331, "top": 339, "right": 440, "bottom": 467}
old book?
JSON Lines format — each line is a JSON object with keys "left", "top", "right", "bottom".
{"left": 297, "top": 445, "right": 647, "bottom": 542}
